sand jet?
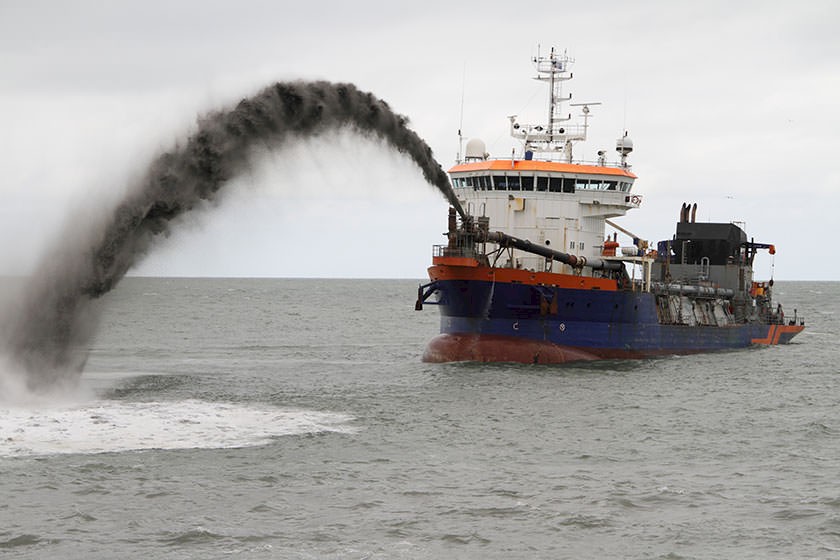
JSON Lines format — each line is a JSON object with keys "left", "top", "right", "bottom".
{"left": 1, "top": 81, "right": 463, "bottom": 389}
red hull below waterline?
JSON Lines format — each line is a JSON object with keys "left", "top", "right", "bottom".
{"left": 424, "top": 333, "right": 616, "bottom": 364}
{"left": 420, "top": 330, "right": 803, "bottom": 365}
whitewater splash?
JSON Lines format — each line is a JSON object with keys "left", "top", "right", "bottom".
{"left": 0, "top": 399, "right": 355, "bottom": 457}
{"left": 0, "top": 80, "right": 463, "bottom": 389}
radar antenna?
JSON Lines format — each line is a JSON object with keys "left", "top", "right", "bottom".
{"left": 509, "top": 47, "right": 601, "bottom": 163}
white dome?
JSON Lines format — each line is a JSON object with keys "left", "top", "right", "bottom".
{"left": 464, "top": 138, "right": 488, "bottom": 161}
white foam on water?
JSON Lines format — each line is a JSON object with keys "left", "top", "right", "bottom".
{"left": 0, "top": 399, "right": 356, "bottom": 457}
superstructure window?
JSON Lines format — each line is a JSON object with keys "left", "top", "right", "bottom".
{"left": 536, "top": 176, "right": 548, "bottom": 191}
{"left": 521, "top": 176, "right": 534, "bottom": 191}
{"left": 549, "top": 177, "right": 562, "bottom": 192}
{"left": 562, "top": 178, "right": 575, "bottom": 193}
{"left": 507, "top": 175, "right": 520, "bottom": 190}
{"left": 493, "top": 175, "right": 507, "bottom": 190}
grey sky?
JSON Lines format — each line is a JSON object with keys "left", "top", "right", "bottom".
{"left": 1, "top": 0, "right": 837, "bottom": 279}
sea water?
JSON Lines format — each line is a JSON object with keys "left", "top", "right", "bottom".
{"left": 1, "top": 279, "right": 837, "bottom": 559}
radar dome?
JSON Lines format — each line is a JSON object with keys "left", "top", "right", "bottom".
{"left": 465, "top": 138, "right": 488, "bottom": 161}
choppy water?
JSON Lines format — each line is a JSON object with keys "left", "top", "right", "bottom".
{"left": 1, "top": 278, "right": 837, "bottom": 559}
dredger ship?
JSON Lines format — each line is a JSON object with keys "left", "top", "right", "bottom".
{"left": 416, "top": 48, "right": 804, "bottom": 363}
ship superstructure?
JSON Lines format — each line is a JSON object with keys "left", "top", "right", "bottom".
{"left": 416, "top": 48, "right": 804, "bottom": 363}
{"left": 450, "top": 48, "right": 639, "bottom": 276}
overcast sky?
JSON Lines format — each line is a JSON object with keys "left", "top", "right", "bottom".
{"left": 1, "top": 0, "right": 837, "bottom": 280}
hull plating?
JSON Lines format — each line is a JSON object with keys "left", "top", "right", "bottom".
{"left": 423, "top": 277, "right": 803, "bottom": 364}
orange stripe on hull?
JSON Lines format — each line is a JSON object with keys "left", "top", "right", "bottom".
{"left": 428, "top": 264, "right": 617, "bottom": 291}
{"left": 751, "top": 324, "right": 805, "bottom": 345}
{"left": 751, "top": 325, "right": 776, "bottom": 344}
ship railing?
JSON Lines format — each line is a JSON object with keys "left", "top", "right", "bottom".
{"left": 432, "top": 244, "right": 479, "bottom": 259}
{"left": 478, "top": 155, "right": 631, "bottom": 169}
{"left": 770, "top": 310, "right": 805, "bottom": 326}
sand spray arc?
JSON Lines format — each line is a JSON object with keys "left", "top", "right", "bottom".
{"left": 1, "top": 80, "right": 465, "bottom": 389}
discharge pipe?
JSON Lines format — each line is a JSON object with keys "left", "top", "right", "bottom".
{"left": 651, "top": 282, "right": 734, "bottom": 298}
{"left": 484, "top": 231, "right": 624, "bottom": 271}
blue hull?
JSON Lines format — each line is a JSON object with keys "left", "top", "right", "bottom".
{"left": 424, "top": 279, "right": 792, "bottom": 362}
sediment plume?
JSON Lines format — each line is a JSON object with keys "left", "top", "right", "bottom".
{"left": 1, "top": 80, "right": 463, "bottom": 389}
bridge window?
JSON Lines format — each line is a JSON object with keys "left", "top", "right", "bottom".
{"left": 453, "top": 173, "right": 630, "bottom": 193}
{"left": 576, "top": 179, "right": 617, "bottom": 190}
{"left": 521, "top": 176, "right": 534, "bottom": 191}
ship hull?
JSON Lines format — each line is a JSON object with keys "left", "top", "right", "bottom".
{"left": 422, "top": 274, "right": 804, "bottom": 364}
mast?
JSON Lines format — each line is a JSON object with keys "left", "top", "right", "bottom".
{"left": 509, "top": 48, "right": 600, "bottom": 162}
